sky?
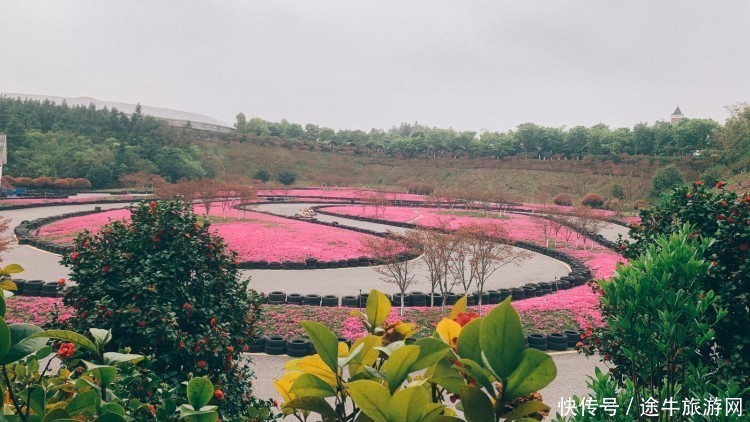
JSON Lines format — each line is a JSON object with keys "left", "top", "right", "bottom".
{"left": 2, "top": 1, "right": 749, "bottom": 132}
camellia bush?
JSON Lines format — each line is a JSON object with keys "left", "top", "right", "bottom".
{"left": 618, "top": 182, "right": 750, "bottom": 392}
{"left": 275, "top": 289, "right": 557, "bottom": 421}
{"left": 58, "top": 199, "right": 273, "bottom": 418}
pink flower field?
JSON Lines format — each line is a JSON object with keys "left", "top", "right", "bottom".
{"left": 0, "top": 194, "right": 136, "bottom": 207}
{"left": 257, "top": 188, "right": 431, "bottom": 202}
{"left": 35, "top": 203, "right": 377, "bottom": 262}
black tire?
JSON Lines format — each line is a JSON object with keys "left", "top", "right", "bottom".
{"left": 347, "top": 258, "right": 359, "bottom": 267}
{"left": 444, "top": 293, "right": 458, "bottom": 305}
{"left": 264, "top": 345, "right": 287, "bottom": 355}
{"left": 287, "top": 293, "right": 303, "bottom": 304}
{"left": 251, "top": 336, "right": 266, "bottom": 347}
{"left": 257, "top": 260, "right": 269, "bottom": 269}
{"left": 268, "top": 262, "right": 282, "bottom": 270}
{"left": 548, "top": 342, "right": 568, "bottom": 351}
{"left": 527, "top": 334, "right": 547, "bottom": 346}
{"left": 268, "top": 291, "right": 286, "bottom": 302}
{"left": 358, "top": 294, "right": 369, "bottom": 307}
{"left": 282, "top": 261, "right": 294, "bottom": 270}
{"left": 321, "top": 295, "right": 339, "bottom": 307}
{"left": 392, "top": 293, "right": 411, "bottom": 307}
{"left": 328, "top": 261, "right": 339, "bottom": 269}
{"left": 338, "top": 259, "right": 348, "bottom": 268}
{"left": 317, "top": 261, "right": 329, "bottom": 269}
{"left": 248, "top": 344, "right": 264, "bottom": 353}
{"left": 287, "top": 338, "right": 311, "bottom": 351}
{"left": 523, "top": 288, "right": 537, "bottom": 298}
{"left": 510, "top": 288, "right": 525, "bottom": 301}
{"left": 341, "top": 295, "right": 359, "bottom": 307}
{"left": 303, "top": 294, "right": 321, "bottom": 305}
{"left": 266, "top": 336, "right": 287, "bottom": 348}
{"left": 529, "top": 343, "right": 548, "bottom": 351}
{"left": 293, "top": 262, "right": 305, "bottom": 270}
{"left": 547, "top": 333, "right": 568, "bottom": 344}
{"left": 287, "top": 348, "right": 308, "bottom": 357}
{"left": 564, "top": 330, "right": 582, "bottom": 347}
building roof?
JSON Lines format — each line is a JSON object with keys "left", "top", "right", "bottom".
{"left": 1, "top": 93, "right": 233, "bottom": 130}
{"left": 672, "top": 106, "right": 683, "bottom": 116}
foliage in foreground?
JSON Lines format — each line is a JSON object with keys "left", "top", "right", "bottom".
{"left": 619, "top": 182, "right": 750, "bottom": 392}
{"left": 572, "top": 226, "right": 748, "bottom": 421}
{"left": 275, "top": 289, "right": 557, "bottom": 421}
{"left": 57, "top": 199, "right": 270, "bottom": 418}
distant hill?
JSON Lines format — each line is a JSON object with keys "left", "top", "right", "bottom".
{"left": 0, "top": 93, "right": 234, "bottom": 133}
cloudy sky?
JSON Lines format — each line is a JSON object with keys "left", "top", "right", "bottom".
{"left": 2, "top": 1, "right": 748, "bottom": 131}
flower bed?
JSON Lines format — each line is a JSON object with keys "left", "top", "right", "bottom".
{"left": 257, "top": 188, "right": 431, "bottom": 202}
{"left": 35, "top": 204, "right": 377, "bottom": 262}
{"left": 0, "top": 194, "right": 137, "bottom": 207}
{"left": 3, "top": 296, "right": 72, "bottom": 326}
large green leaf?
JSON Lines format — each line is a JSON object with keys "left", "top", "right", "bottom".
{"left": 103, "top": 352, "right": 144, "bottom": 365}
{"left": 346, "top": 380, "right": 389, "bottom": 422}
{"left": 380, "top": 345, "right": 419, "bottom": 393}
{"left": 28, "top": 330, "right": 99, "bottom": 356}
{"left": 504, "top": 348, "right": 557, "bottom": 401}
{"left": 89, "top": 328, "right": 112, "bottom": 349}
{"left": 479, "top": 298, "right": 524, "bottom": 379}
{"left": 0, "top": 318, "right": 10, "bottom": 361}
{"left": 348, "top": 335, "right": 381, "bottom": 375}
{"left": 456, "top": 317, "right": 484, "bottom": 364}
{"left": 387, "top": 386, "right": 441, "bottom": 422}
{"left": 410, "top": 338, "right": 450, "bottom": 372}
{"left": 301, "top": 321, "right": 339, "bottom": 374}
{"left": 460, "top": 385, "right": 495, "bottom": 422}
{"left": 186, "top": 377, "right": 214, "bottom": 410}
{"left": 83, "top": 361, "right": 118, "bottom": 388}
{"left": 179, "top": 405, "right": 219, "bottom": 422}
{"left": 290, "top": 373, "right": 337, "bottom": 398}
{"left": 42, "top": 409, "right": 71, "bottom": 421}
{"left": 431, "top": 358, "right": 466, "bottom": 394}
{"left": 66, "top": 389, "right": 100, "bottom": 416}
{"left": 366, "top": 289, "right": 391, "bottom": 329}
{"left": 0, "top": 294, "right": 5, "bottom": 318}
{"left": 1, "top": 323, "right": 47, "bottom": 364}
{"left": 28, "top": 385, "right": 45, "bottom": 417}
{"left": 457, "top": 359, "right": 494, "bottom": 396}
{"left": 283, "top": 396, "right": 338, "bottom": 420}
{"left": 503, "top": 400, "right": 550, "bottom": 421}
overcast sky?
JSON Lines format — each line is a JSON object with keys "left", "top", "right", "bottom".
{"left": 2, "top": 1, "right": 748, "bottom": 132}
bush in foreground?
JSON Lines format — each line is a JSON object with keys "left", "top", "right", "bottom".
{"left": 59, "top": 199, "right": 271, "bottom": 418}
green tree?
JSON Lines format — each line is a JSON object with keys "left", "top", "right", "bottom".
{"left": 252, "top": 169, "right": 271, "bottom": 182}
{"left": 718, "top": 104, "right": 750, "bottom": 172}
{"left": 276, "top": 170, "right": 297, "bottom": 185}
{"left": 650, "top": 164, "right": 685, "bottom": 198}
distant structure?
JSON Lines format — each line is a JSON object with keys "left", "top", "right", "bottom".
{"left": 0, "top": 93, "right": 234, "bottom": 133}
{"left": 670, "top": 106, "right": 685, "bottom": 125}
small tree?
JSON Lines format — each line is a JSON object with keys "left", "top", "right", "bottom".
{"left": 418, "top": 222, "right": 458, "bottom": 307}
{"left": 360, "top": 231, "right": 421, "bottom": 316}
{"left": 650, "top": 164, "right": 685, "bottom": 198}
{"left": 32, "top": 176, "right": 54, "bottom": 189}
{"left": 610, "top": 184, "right": 625, "bottom": 200}
{"left": 276, "top": 171, "right": 297, "bottom": 186}
{"left": 581, "top": 193, "right": 605, "bottom": 209}
{"left": 70, "top": 178, "right": 92, "bottom": 190}
{"left": 252, "top": 169, "right": 271, "bottom": 183}
{"left": 553, "top": 193, "right": 573, "bottom": 206}
{"left": 53, "top": 178, "right": 71, "bottom": 190}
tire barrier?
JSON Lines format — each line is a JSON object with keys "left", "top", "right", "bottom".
{"left": 5, "top": 278, "right": 65, "bottom": 298}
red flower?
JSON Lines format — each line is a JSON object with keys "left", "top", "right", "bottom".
{"left": 686, "top": 193, "right": 692, "bottom": 199}
{"left": 57, "top": 342, "right": 76, "bottom": 358}
{"left": 138, "top": 321, "right": 147, "bottom": 327}
{"left": 197, "top": 360, "right": 207, "bottom": 368}
{"left": 57, "top": 278, "right": 66, "bottom": 285}
{"left": 71, "top": 251, "right": 79, "bottom": 259}
{"left": 695, "top": 181, "right": 702, "bottom": 186}
{"left": 604, "top": 353, "right": 611, "bottom": 361}
{"left": 178, "top": 341, "right": 185, "bottom": 348}
{"left": 243, "top": 345, "right": 249, "bottom": 352}
{"left": 210, "top": 317, "right": 217, "bottom": 326}
{"left": 147, "top": 404, "right": 156, "bottom": 415}
{"left": 453, "top": 312, "right": 480, "bottom": 327}
{"left": 227, "top": 346, "right": 234, "bottom": 352}
{"left": 149, "top": 201, "right": 157, "bottom": 209}
{"left": 101, "top": 266, "right": 110, "bottom": 273}
{"left": 716, "top": 180, "right": 726, "bottom": 188}
{"left": 717, "top": 214, "right": 726, "bottom": 221}
{"left": 740, "top": 244, "right": 750, "bottom": 252}
{"left": 183, "top": 303, "right": 192, "bottom": 310}
{"left": 619, "top": 244, "right": 627, "bottom": 251}
{"left": 273, "top": 400, "right": 279, "bottom": 407}
{"left": 151, "top": 236, "right": 159, "bottom": 242}
{"left": 214, "top": 390, "right": 225, "bottom": 400}
{"left": 576, "top": 342, "right": 584, "bottom": 348}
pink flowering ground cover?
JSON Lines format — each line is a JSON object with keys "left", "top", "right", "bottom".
{"left": 35, "top": 203, "right": 377, "bottom": 262}
{"left": 4, "top": 296, "right": 72, "bottom": 326}
{"left": 257, "top": 188, "right": 430, "bottom": 202}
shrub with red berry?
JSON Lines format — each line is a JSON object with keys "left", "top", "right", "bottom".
{"left": 59, "top": 199, "right": 268, "bottom": 418}
{"left": 617, "top": 182, "right": 750, "bottom": 392}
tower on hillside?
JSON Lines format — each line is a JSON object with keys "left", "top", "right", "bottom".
{"left": 671, "top": 106, "right": 685, "bottom": 124}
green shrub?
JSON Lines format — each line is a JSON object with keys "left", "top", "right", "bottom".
{"left": 252, "top": 169, "right": 271, "bottom": 183}
{"left": 619, "top": 182, "right": 750, "bottom": 391}
{"left": 650, "top": 164, "right": 685, "bottom": 198}
{"left": 609, "top": 184, "right": 625, "bottom": 200}
{"left": 276, "top": 170, "right": 297, "bottom": 186}
{"left": 59, "top": 199, "right": 271, "bottom": 418}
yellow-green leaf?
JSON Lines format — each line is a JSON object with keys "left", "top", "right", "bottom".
{"left": 479, "top": 297, "right": 524, "bottom": 379}
{"left": 504, "top": 348, "right": 557, "bottom": 401}
{"left": 387, "top": 386, "right": 435, "bottom": 422}
{"left": 29, "top": 330, "right": 99, "bottom": 356}
{"left": 456, "top": 317, "right": 483, "bottom": 364}
{"left": 1, "top": 264, "right": 24, "bottom": 274}
{"left": 346, "top": 380, "right": 390, "bottom": 422}
{"left": 460, "top": 385, "right": 495, "bottom": 422}
{"left": 348, "top": 335, "right": 381, "bottom": 375}
{"left": 284, "top": 396, "right": 337, "bottom": 419}
{"left": 380, "top": 345, "right": 420, "bottom": 393}
{"left": 503, "top": 400, "right": 550, "bottom": 420}
{"left": 410, "top": 337, "right": 450, "bottom": 372}
{"left": 0, "top": 280, "right": 18, "bottom": 291}
{"left": 289, "top": 373, "right": 336, "bottom": 398}
{"left": 301, "top": 321, "right": 339, "bottom": 374}
{"left": 449, "top": 295, "right": 468, "bottom": 320}
{"left": 366, "top": 289, "right": 391, "bottom": 329}
{"left": 436, "top": 318, "right": 462, "bottom": 346}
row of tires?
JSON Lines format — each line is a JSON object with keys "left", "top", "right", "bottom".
{"left": 264, "top": 274, "right": 590, "bottom": 308}
{"left": 6, "top": 279, "right": 64, "bottom": 298}
{"left": 527, "top": 330, "right": 586, "bottom": 351}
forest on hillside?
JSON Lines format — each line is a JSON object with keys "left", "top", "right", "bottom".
{"left": 1, "top": 97, "right": 748, "bottom": 190}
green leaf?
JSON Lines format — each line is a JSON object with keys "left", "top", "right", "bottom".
{"left": 103, "top": 352, "right": 144, "bottom": 365}
{"left": 479, "top": 297, "right": 524, "bottom": 379}
{"left": 387, "top": 386, "right": 435, "bottom": 422}
{"left": 43, "top": 409, "right": 71, "bottom": 421}
{"left": 89, "top": 328, "right": 112, "bottom": 349}
{"left": 346, "top": 380, "right": 390, "bottom": 422}
{"left": 301, "top": 321, "right": 339, "bottom": 374}
{"left": 66, "top": 389, "right": 100, "bottom": 416}
{"left": 504, "top": 348, "right": 557, "bottom": 401}
{"left": 1, "top": 264, "right": 25, "bottom": 274}
{"left": 100, "top": 403, "right": 126, "bottom": 416}
{"left": 0, "top": 294, "right": 5, "bottom": 318}
{"left": 338, "top": 342, "right": 364, "bottom": 369}
{"left": 289, "top": 373, "right": 337, "bottom": 398}
{"left": 366, "top": 289, "right": 391, "bottom": 329}
{"left": 28, "top": 385, "right": 45, "bottom": 417}
{"left": 83, "top": 361, "right": 118, "bottom": 388}
{"left": 0, "top": 319, "right": 10, "bottom": 361}
{"left": 99, "top": 412, "right": 127, "bottom": 422}
{"left": 1, "top": 323, "right": 46, "bottom": 364}
{"left": 456, "top": 317, "right": 484, "bottom": 364}
{"left": 460, "top": 385, "right": 495, "bottom": 422}
{"left": 28, "top": 330, "right": 99, "bottom": 356}
{"left": 504, "top": 400, "right": 550, "bottom": 420}
{"left": 380, "top": 344, "right": 420, "bottom": 393}
{"left": 178, "top": 405, "right": 219, "bottom": 422}
{"left": 186, "top": 377, "right": 214, "bottom": 410}
{"left": 0, "top": 279, "right": 17, "bottom": 291}
{"left": 457, "top": 359, "right": 495, "bottom": 396}
{"left": 410, "top": 337, "right": 450, "bottom": 372}
{"left": 283, "top": 396, "right": 338, "bottom": 420}
{"left": 431, "top": 358, "right": 466, "bottom": 394}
